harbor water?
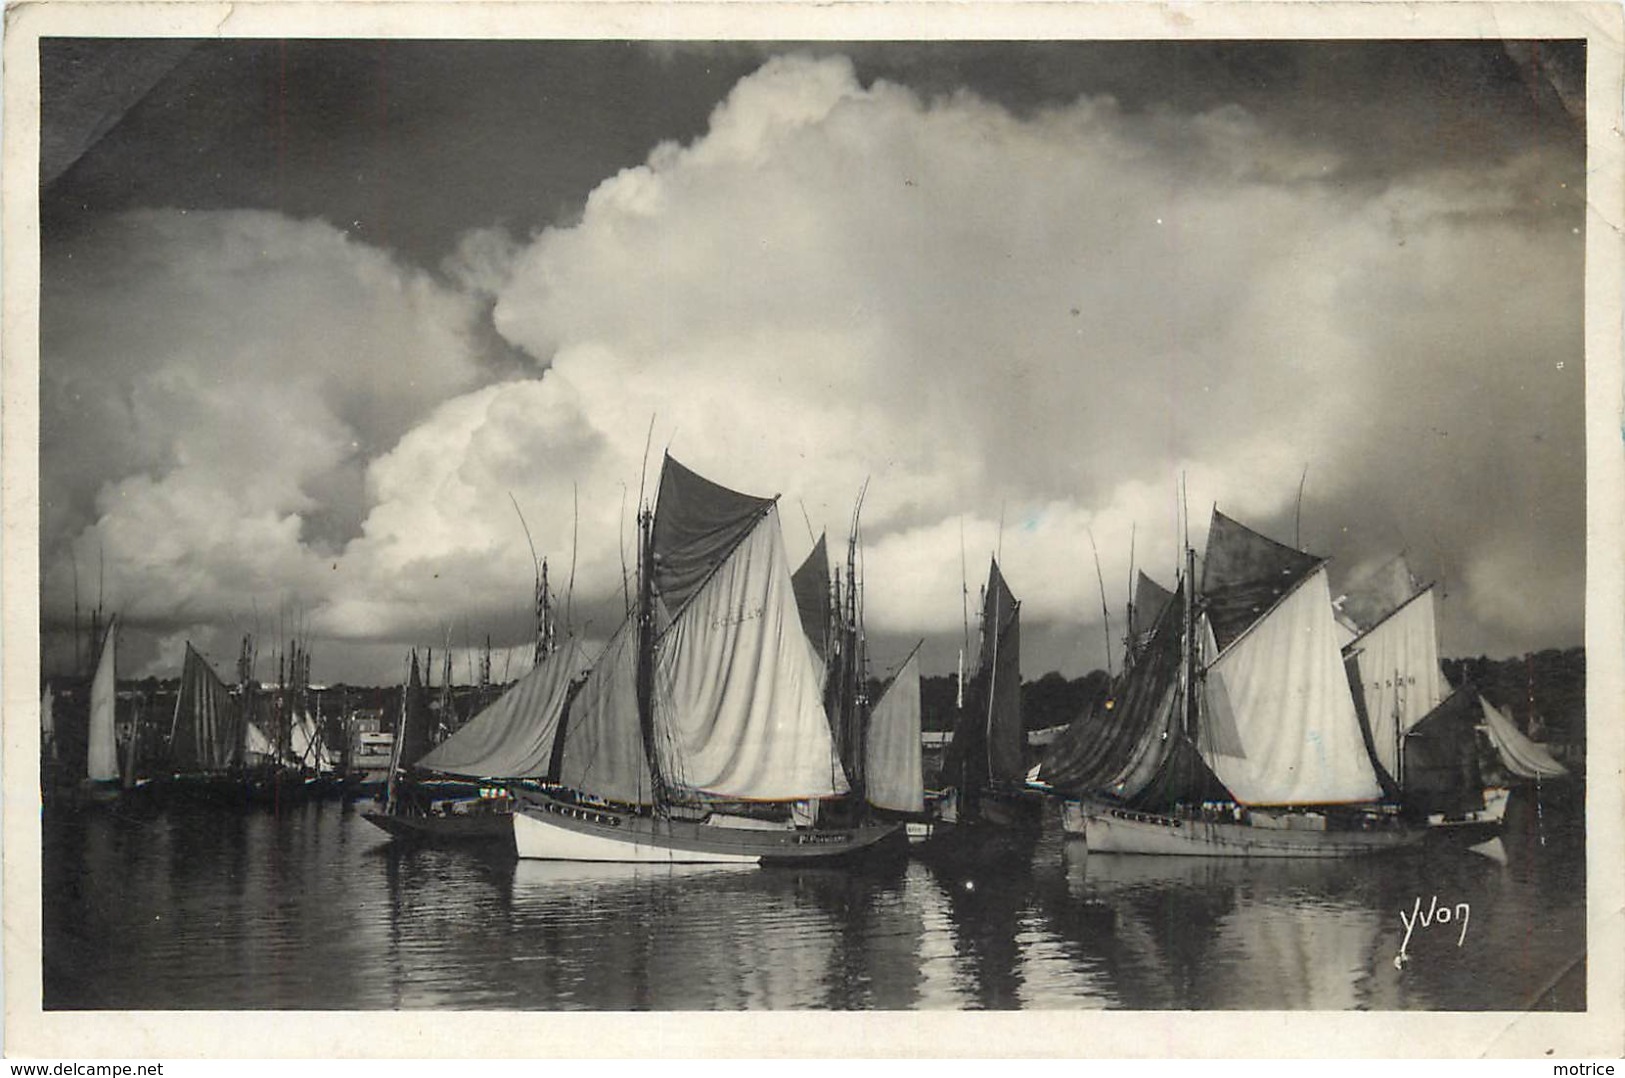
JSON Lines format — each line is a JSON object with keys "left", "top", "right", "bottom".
{"left": 42, "top": 787, "right": 1584, "bottom": 1011}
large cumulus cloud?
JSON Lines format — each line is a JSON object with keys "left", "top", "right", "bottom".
{"left": 43, "top": 54, "right": 1583, "bottom": 681}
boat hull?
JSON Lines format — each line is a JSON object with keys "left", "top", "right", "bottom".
{"left": 1080, "top": 801, "right": 1422, "bottom": 858}
{"left": 362, "top": 809, "right": 513, "bottom": 844}
{"left": 512, "top": 788, "right": 900, "bottom": 864}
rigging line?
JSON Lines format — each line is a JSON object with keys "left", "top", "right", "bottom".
{"left": 620, "top": 483, "right": 631, "bottom": 617}
{"left": 959, "top": 516, "right": 970, "bottom": 680}
{"left": 799, "top": 499, "right": 817, "bottom": 546}
{"left": 1294, "top": 463, "right": 1310, "bottom": 551}
{"left": 636, "top": 414, "right": 656, "bottom": 514}
{"left": 1087, "top": 526, "right": 1114, "bottom": 680}
{"left": 567, "top": 481, "right": 578, "bottom": 635}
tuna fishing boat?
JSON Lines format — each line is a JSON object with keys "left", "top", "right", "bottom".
{"left": 912, "top": 558, "right": 1044, "bottom": 866}
{"left": 364, "top": 635, "right": 590, "bottom": 844}
{"left": 79, "top": 617, "right": 125, "bottom": 805}
{"left": 510, "top": 455, "right": 900, "bottom": 864}
{"left": 1040, "top": 511, "right": 1421, "bottom": 857}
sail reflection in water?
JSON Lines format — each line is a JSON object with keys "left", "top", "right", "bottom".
{"left": 42, "top": 792, "right": 1582, "bottom": 1011}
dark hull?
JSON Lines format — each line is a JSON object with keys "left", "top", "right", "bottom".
{"left": 911, "top": 787, "right": 1044, "bottom": 869}
{"left": 362, "top": 810, "right": 514, "bottom": 844}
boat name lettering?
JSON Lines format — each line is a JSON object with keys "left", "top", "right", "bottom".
{"left": 711, "top": 604, "right": 766, "bottom": 628}
{"left": 1394, "top": 895, "right": 1470, "bottom": 968}
{"left": 794, "top": 832, "right": 851, "bottom": 845}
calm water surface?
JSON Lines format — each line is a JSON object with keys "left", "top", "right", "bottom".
{"left": 43, "top": 790, "right": 1585, "bottom": 1010}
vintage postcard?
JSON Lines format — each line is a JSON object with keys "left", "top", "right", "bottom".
{"left": 3, "top": 0, "right": 1622, "bottom": 1060}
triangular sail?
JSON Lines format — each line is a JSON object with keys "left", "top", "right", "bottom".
{"left": 866, "top": 648, "right": 924, "bottom": 813}
{"left": 1201, "top": 510, "right": 1322, "bottom": 651}
{"left": 1128, "top": 572, "right": 1175, "bottom": 651}
{"left": 416, "top": 640, "right": 587, "bottom": 778}
{"left": 556, "top": 617, "right": 654, "bottom": 804}
{"left": 945, "top": 559, "right": 1023, "bottom": 790}
{"left": 1479, "top": 697, "right": 1568, "bottom": 779}
{"left": 87, "top": 617, "right": 119, "bottom": 783}
{"left": 654, "top": 504, "right": 848, "bottom": 800}
{"left": 290, "top": 711, "right": 332, "bottom": 771}
{"left": 791, "top": 533, "right": 832, "bottom": 665}
{"left": 1342, "top": 586, "right": 1447, "bottom": 783}
{"left": 1199, "top": 566, "right": 1384, "bottom": 805}
{"left": 397, "top": 652, "right": 434, "bottom": 771}
{"left": 168, "top": 643, "right": 244, "bottom": 772}
{"left": 651, "top": 454, "right": 775, "bottom": 619}
{"left": 1338, "top": 555, "right": 1422, "bottom": 634}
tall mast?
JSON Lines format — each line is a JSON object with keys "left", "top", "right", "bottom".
{"left": 1183, "top": 545, "right": 1199, "bottom": 742}
{"left": 634, "top": 505, "right": 666, "bottom": 812}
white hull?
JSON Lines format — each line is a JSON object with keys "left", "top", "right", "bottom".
{"left": 1080, "top": 802, "right": 1421, "bottom": 858}
{"left": 513, "top": 806, "right": 762, "bottom": 863}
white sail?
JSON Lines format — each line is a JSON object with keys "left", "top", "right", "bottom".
{"left": 1345, "top": 587, "right": 1448, "bottom": 781}
{"left": 289, "top": 710, "right": 332, "bottom": 770}
{"left": 655, "top": 505, "right": 848, "bottom": 800}
{"left": 866, "top": 648, "right": 924, "bottom": 813}
{"left": 556, "top": 618, "right": 653, "bottom": 804}
{"left": 417, "top": 640, "right": 587, "bottom": 778}
{"left": 1201, "top": 568, "right": 1383, "bottom": 805}
{"left": 243, "top": 720, "right": 278, "bottom": 764}
{"left": 1479, "top": 697, "right": 1568, "bottom": 779}
{"left": 87, "top": 618, "right": 120, "bottom": 783}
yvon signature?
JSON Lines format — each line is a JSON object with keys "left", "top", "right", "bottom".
{"left": 1394, "top": 895, "right": 1470, "bottom": 969}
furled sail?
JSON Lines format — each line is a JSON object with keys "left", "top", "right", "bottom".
{"left": 1342, "top": 585, "right": 1447, "bottom": 784}
{"left": 945, "top": 559, "right": 1024, "bottom": 790}
{"left": 556, "top": 617, "right": 654, "bottom": 804}
{"left": 866, "top": 647, "right": 925, "bottom": 813}
{"left": 651, "top": 454, "right": 775, "bottom": 619}
{"left": 1200, "top": 564, "right": 1384, "bottom": 805}
{"left": 168, "top": 643, "right": 244, "bottom": 772}
{"left": 654, "top": 504, "right": 848, "bottom": 800}
{"left": 87, "top": 617, "right": 120, "bottom": 783}
{"left": 791, "top": 533, "right": 832, "bottom": 665}
{"left": 415, "top": 639, "right": 587, "bottom": 778}
{"left": 1479, "top": 697, "right": 1568, "bottom": 779}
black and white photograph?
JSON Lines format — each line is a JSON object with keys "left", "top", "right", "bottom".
{"left": 4, "top": 0, "right": 1622, "bottom": 1059}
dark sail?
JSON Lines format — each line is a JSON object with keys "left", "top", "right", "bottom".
{"left": 651, "top": 454, "right": 775, "bottom": 619}
{"left": 791, "top": 533, "right": 832, "bottom": 663}
{"left": 1129, "top": 572, "right": 1174, "bottom": 643}
{"left": 1400, "top": 687, "right": 1486, "bottom": 816}
{"left": 946, "top": 559, "right": 1024, "bottom": 790}
{"left": 397, "top": 651, "right": 434, "bottom": 770}
{"left": 1200, "top": 510, "right": 1322, "bottom": 652}
{"left": 1039, "top": 582, "right": 1220, "bottom": 809}
{"left": 168, "top": 643, "right": 244, "bottom": 772}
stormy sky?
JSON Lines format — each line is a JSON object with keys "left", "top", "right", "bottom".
{"left": 37, "top": 39, "right": 1587, "bottom": 686}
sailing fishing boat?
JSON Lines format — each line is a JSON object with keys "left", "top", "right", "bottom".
{"left": 1040, "top": 510, "right": 1420, "bottom": 857}
{"left": 1337, "top": 555, "right": 1532, "bottom": 841}
{"left": 79, "top": 616, "right": 123, "bottom": 804}
{"left": 364, "top": 638, "right": 590, "bottom": 843}
{"left": 914, "top": 558, "right": 1044, "bottom": 864}
{"left": 509, "top": 455, "right": 900, "bottom": 864}
{"left": 162, "top": 642, "right": 250, "bottom": 804}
